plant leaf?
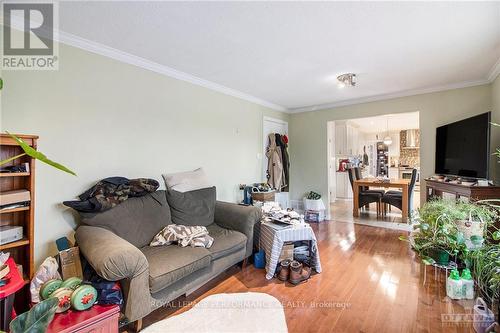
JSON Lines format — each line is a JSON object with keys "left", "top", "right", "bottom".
{"left": 422, "top": 256, "right": 435, "bottom": 265}
{"left": 493, "top": 231, "right": 500, "bottom": 241}
{"left": 7, "top": 132, "right": 77, "bottom": 176}
{"left": 0, "top": 153, "right": 27, "bottom": 166}
{"left": 9, "top": 297, "right": 58, "bottom": 333}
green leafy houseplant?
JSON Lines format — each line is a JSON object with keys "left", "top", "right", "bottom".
{"left": 400, "top": 199, "right": 498, "bottom": 265}
{"left": 467, "top": 244, "right": 500, "bottom": 317}
{"left": 9, "top": 297, "right": 58, "bottom": 333}
{"left": 0, "top": 132, "right": 76, "bottom": 176}
{"left": 401, "top": 199, "right": 465, "bottom": 265}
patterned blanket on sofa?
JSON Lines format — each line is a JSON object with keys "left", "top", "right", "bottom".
{"left": 150, "top": 225, "right": 214, "bottom": 248}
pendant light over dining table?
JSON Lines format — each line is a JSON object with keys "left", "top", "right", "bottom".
{"left": 383, "top": 115, "right": 392, "bottom": 145}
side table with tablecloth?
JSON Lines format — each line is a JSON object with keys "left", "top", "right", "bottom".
{"left": 259, "top": 222, "right": 322, "bottom": 280}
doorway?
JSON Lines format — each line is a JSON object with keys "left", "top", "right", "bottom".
{"left": 326, "top": 111, "right": 420, "bottom": 230}
{"left": 263, "top": 116, "right": 289, "bottom": 208}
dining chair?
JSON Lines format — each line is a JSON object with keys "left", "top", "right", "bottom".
{"left": 381, "top": 168, "right": 418, "bottom": 217}
{"left": 347, "top": 168, "right": 383, "bottom": 217}
{"left": 353, "top": 167, "right": 385, "bottom": 196}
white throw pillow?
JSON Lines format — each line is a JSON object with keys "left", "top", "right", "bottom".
{"left": 162, "top": 168, "right": 213, "bottom": 193}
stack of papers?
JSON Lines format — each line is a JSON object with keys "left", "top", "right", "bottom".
{"left": 261, "top": 202, "right": 305, "bottom": 226}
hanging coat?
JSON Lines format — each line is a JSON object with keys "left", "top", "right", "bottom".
{"left": 266, "top": 133, "right": 283, "bottom": 191}
{"left": 281, "top": 135, "right": 290, "bottom": 191}
{"left": 275, "top": 134, "right": 287, "bottom": 190}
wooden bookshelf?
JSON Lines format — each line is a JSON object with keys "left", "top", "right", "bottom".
{"left": 0, "top": 237, "right": 30, "bottom": 251}
{"left": 0, "top": 133, "right": 38, "bottom": 280}
{"left": 0, "top": 172, "right": 30, "bottom": 177}
{"left": 0, "top": 206, "right": 30, "bottom": 214}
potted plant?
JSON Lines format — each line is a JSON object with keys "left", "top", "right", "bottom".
{"left": 401, "top": 199, "right": 499, "bottom": 266}
{"left": 467, "top": 244, "right": 500, "bottom": 325}
{"left": 9, "top": 297, "right": 58, "bottom": 333}
{"left": 401, "top": 199, "right": 467, "bottom": 265}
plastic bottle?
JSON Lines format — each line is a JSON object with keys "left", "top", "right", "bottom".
{"left": 461, "top": 268, "right": 474, "bottom": 300}
{"left": 446, "top": 269, "right": 462, "bottom": 300}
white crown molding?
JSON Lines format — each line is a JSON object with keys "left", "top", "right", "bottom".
{"left": 289, "top": 79, "right": 491, "bottom": 113}
{"left": 487, "top": 56, "right": 500, "bottom": 82}
{"left": 57, "top": 31, "right": 289, "bottom": 112}
{"left": 4, "top": 14, "right": 288, "bottom": 112}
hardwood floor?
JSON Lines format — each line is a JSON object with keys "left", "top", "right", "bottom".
{"left": 125, "top": 219, "right": 477, "bottom": 333}
{"left": 330, "top": 195, "right": 420, "bottom": 231}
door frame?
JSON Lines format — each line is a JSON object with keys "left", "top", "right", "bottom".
{"left": 263, "top": 116, "right": 288, "bottom": 182}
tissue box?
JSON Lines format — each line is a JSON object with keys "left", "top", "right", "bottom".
{"left": 57, "top": 247, "right": 83, "bottom": 280}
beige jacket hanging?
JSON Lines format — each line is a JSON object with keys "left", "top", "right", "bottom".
{"left": 266, "top": 133, "right": 283, "bottom": 191}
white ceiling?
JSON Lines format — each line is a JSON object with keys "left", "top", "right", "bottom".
{"left": 348, "top": 112, "right": 419, "bottom": 134}
{"left": 56, "top": 2, "right": 500, "bottom": 112}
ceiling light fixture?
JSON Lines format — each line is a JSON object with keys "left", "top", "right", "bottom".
{"left": 337, "top": 73, "right": 356, "bottom": 88}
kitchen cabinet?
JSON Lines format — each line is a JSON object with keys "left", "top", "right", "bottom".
{"left": 335, "top": 124, "right": 346, "bottom": 155}
{"left": 388, "top": 132, "right": 400, "bottom": 157}
{"left": 348, "top": 126, "right": 359, "bottom": 155}
{"left": 335, "top": 172, "right": 353, "bottom": 199}
{"left": 389, "top": 167, "right": 399, "bottom": 179}
{"left": 335, "top": 122, "right": 360, "bottom": 156}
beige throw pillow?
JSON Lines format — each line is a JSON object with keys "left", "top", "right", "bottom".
{"left": 162, "top": 168, "right": 213, "bottom": 193}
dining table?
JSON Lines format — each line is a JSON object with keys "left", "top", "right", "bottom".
{"left": 353, "top": 178, "right": 411, "bottom": 223}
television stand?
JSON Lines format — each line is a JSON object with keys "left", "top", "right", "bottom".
{"left": 424, "top": 178, "right": 500, "bottom": 201}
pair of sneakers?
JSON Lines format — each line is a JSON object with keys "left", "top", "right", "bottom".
{"left": 277, "top": 259, "right": 311, "bottom": 285}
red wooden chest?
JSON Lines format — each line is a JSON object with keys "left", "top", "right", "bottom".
{"left": 46, "top": 305, "right": 120, "bottom": 333}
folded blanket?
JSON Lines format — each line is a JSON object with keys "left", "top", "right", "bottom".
{"left": 151, "top": 225, "right": 213, "bottom": 248}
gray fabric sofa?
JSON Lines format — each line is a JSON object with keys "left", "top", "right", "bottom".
{"left": 75, "top": 190, "right": 260, "bottom": 323}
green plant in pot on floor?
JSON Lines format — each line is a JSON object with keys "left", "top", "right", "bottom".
{"left": 468, "top": 245, "right": 500, "bottom": 309}
{"left": 400, "top": 199, "right": 496, "bottom": 266}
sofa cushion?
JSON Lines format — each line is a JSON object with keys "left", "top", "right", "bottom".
{"left": 167, "top": 187, "right": 216, "bottom": 226}
{"left": 79, "top": 191, "right": 171, "bottom": 248}
{"left": 206, "top": 224, "right": 247, "bottom": 260}
{"left": 163, "top": 168, "right": 213, "bottom": 193}
{"left": 141, "top": 245, "right": 211, "bottom": 293}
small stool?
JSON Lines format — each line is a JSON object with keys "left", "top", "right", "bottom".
{"left": 0, "top": 258, "right": 26, "bottom": 331}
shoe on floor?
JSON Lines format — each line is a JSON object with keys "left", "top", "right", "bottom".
{"left": 278, "top": 259, "right": 291, "bottom": 281}
{"left": 289, "top": 260, "right": 311, "bottom": 285}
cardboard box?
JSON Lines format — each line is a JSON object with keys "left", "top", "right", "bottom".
{"left": 278, "top": 242, "right": 294, "bottom": 262}
{"left": 57, "top": 247, "right": 83, "bottom": 280}
{"left": 251, "top": 191, "right": 275, "bottom": 202}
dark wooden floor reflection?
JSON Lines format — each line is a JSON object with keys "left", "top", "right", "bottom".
{"left": 124, "top": 221, "right": 475, "bottom": 333}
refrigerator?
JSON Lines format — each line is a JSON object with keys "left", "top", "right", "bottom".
{"left": 376, "top": 142, "right": 389, "bottom": 177}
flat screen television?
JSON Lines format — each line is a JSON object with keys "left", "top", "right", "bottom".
{"left": 435, "top": 112, "right": 491, "bottom": 179}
